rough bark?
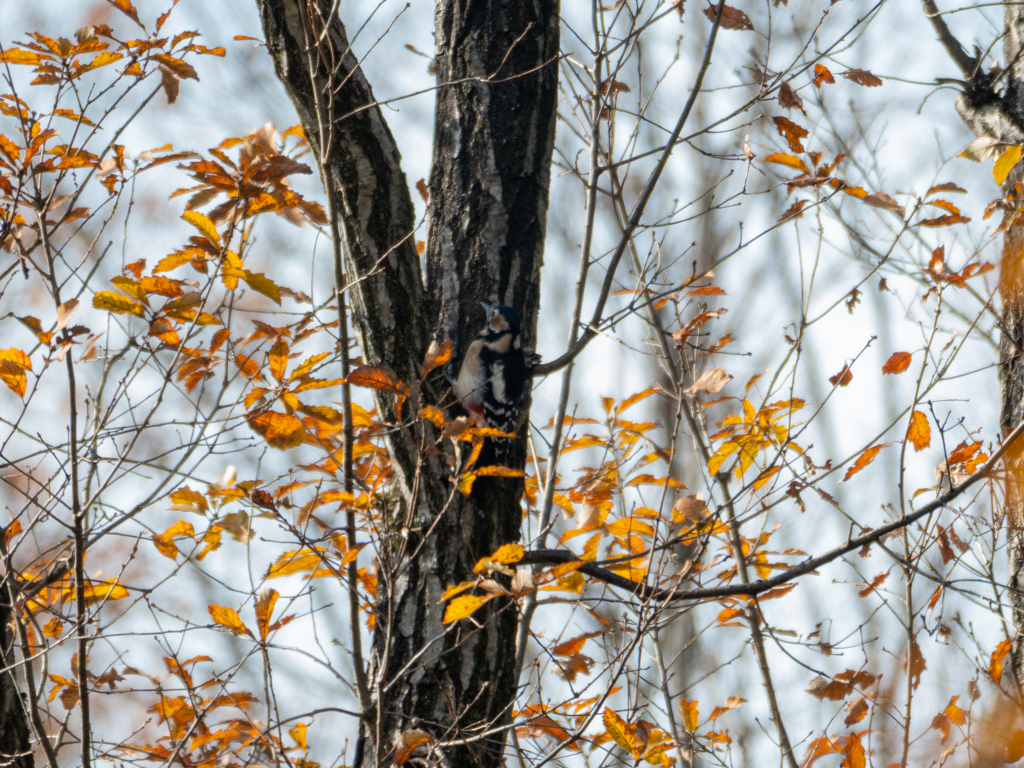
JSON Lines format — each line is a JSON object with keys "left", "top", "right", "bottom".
{"left": 0, "top": 583, "right": 33, "bottom": 768}
{"left": 255, "top": 1, "right": 559, "bottom": 765}
{"left": 426, "top": 0, "right": 558, "bottom": 361}
{"left": 948, "top": 1, "right": 1024, "bottom": 686}
{"left": 999, "top": 1, "right": 1024, "bottom": 688}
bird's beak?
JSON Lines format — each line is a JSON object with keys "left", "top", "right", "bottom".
{"left": 480, "top": 301, "right": 493, "bottom": 314}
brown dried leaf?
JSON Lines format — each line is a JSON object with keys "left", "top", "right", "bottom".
{"left": 829, "top": 365, "right": 853, "bottom": 387}
{"left": 687, "top": 367, "right": 732, "bottom": 394}
{"left": 779, "top": 199, "right": 808, "bottom": 223}
{"left": 703, "top": 3, "right": 754, "bottom": 29}
{"left": 842, "top": 68, "right": 882, "bottom": 87}
{"left": 778, "top": 81, "right": 804, "bottom": 112}
{"left": 863, "top": 192, "right": 905, "bottom": 218}
{"left": 772, "top": 116, "right": 808, "bottom": 152}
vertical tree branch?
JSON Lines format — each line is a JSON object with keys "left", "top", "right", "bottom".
{"left": 37, "top": 208, "right": 90, "bottom": 768}
{"left": 293, "top": 0, "right": 370, "bottom": 712}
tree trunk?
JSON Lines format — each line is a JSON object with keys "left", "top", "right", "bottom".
{"left": 932, "top": 0, "right": 1024, "bottom": 688}
{"left": 0, "top": 582, "right": 33, "bottom": 768}
{"left": 255, "top": 1, "right": 559, "bottom": 765}
{"left": 996, "top": 2, "right": 1024, "bottom": 687}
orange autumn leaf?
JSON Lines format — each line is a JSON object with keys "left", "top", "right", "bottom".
{"left": 763, "top": 152, "right": 809, "bottom": 173}
{"left": 882, "top": 351, "right": 912, "bottom": 374}
{"left": 208, "top": 604, "right": 253, "bottom": 637}
{"left": 842, "top": 444, "right": 885, "bottom": 482}
{"left": 254, "top": 588, "right": 278, "bottom": 640}
{"left": 813, "top": 64, "right": 835, "bottom": 87}
{"left": 395, "top": 729, "right": 434, "bottom": 765}
{"left": 907, "top": 410, "right": 931, "bottom": 452}
{"left": 990, "top": 638, "right": 1012, "bottom": 681}
{"left": 42, "top": 618, "right": 63, "bottom": 639}
{"left": 348, "top": 365, "right": 411, "bottom": 411}
{"left": 419, "top": 405, "right": 444, "bottom": 428}
{"left": 421, "top": 339, "right": 452, "bottom": 379}
{"left": 773, "top": 116, "right": 808, "bottom": 153}
{"left": 858, "top": 569, "right": 889, "bottom": 597}
{"left": 247, "top": 411, "right": 307, "bottom": 449}
{"left": 841, "top": 733, "right": 866, "bottom": 768}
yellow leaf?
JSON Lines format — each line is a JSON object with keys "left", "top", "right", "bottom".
{"left": 289, "top": 722, "right": 308, "bottom": 751}
{"left": 42, "top": 618, "right": 63, "bottom": 638}
{"left": 438, "top": 580, "right": 478, "bottom": 602}
{"left": 0, "top": 49, "right": 46, "bottom": 65}
{"left": 268, "top": 340, "right": 289, "bottom": 383}
{"left": 0, "top": 349, "right": 31, "bottom": 397}
{"left": 473, "top": 543, "right": 525, "bottom": 574}
{"left": 994, "top": 145, "right": 1023, "bottom": 186}
{"left": 841, "top": 732, "right": 865, "bottom": 768}
{"left": 616, "top": 385, "right": 662, "bottom": 414}
{"left": 266, "top": 548, "right": 331, "bottom": 579}
{"left": 168, "top": 486, "right": 209, "bottom": 514}
{"left": 752, "top": 465, "right": 780, "bottom": 491}
{"left": 443, "top": 594, "right": 494, "bottom": 624}
{"left": 79, "top": 579, "right": 129, "bottom": 604}
{"left": 606, "top": 517, "right": 655, "bottom": 538}
{"left": 152, "top": 520, "right": 196, "bottom": 560}
{"left": 678, "top": 699, "right": 700, "bottom": 731}
{"left": 474, "top": 465, "right": 525, "bottom": 478}
{"left": 182, "top": 210, "right": 221, "bottom": 245}
{"left": 420, "top": 405, "right": 445, "bottom": 428}
{"left": 943, "top": 695, "right": 966, "bottom": 726}
{"left": 208, "top": 604, "right": 253, "bottom": 637}
{"left": 93, "top": 290, "right": 145, "bottom": 316}
{"left": 241, "top": 270, "right": 281, "bottom": 304}
{"left": 603, "top": 707, "right": 637, "bottom": 755}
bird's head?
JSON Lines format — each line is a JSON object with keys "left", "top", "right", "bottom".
{"left": 480, "top": 302, "right": 522, "bottom": 350}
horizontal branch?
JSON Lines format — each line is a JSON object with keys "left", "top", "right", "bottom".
{"left": 522, "top": 417, "right": 1024, "bottom": 603}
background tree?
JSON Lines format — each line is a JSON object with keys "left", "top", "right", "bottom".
{"left": 2, "top": 0, "right": 1024, "bottom": 767}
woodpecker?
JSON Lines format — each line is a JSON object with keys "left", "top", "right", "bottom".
{"left": 454, "top": 302, "right": 532, "bottom": 464}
